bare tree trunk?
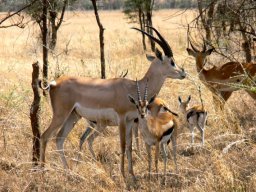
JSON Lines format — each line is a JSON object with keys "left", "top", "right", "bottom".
{"left": 197, "top": 0, "right": 216, "bottom": 43}
{"left": 139, "top": 9, "right": 146, "bottom": 50}
{"left": 30, "top": 62, "right": 41, "bottom": 166}
{"left": 239, "top": 23, "right": 252, "bottom": 62}
{"left": 146, "top": 0, "right": 155, "bottom": 51}
{"left": 49, "top": 11, "right": 57, "bottom": 50}
{"left": 92, "top": 0, "right": 106, "bottom": 79}
{"left": 42, "top": 0, "right": 48, "bottom": 95}
{"left": 49, "top": 0, "right": 67, "bottom": 50}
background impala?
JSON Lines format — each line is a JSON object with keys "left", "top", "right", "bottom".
{"left": 186, "top": 39, "right": 256, "bottom": 110}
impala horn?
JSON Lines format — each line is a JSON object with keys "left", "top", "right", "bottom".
{"left": 132, "top": 26, "right": 173, "bottom": 57}
{"left": 144, "top": 78, "right": 148, "bottom": 101}
{"left": 136, "top": 78, "right": 142, "bottom": 102}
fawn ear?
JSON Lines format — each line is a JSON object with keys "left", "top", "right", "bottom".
{"left": 128, "top": 94, "right": 136, "bottom": 105}
{"left": 149, "top": 94, "right": 157, "bottom": 105}
{"left": 186, "top": 48, "right": 196, "bottom": 56}
{"left": 178, "top": 96, "right": 182, "bottom": 104}
{"left": 187, "top": 95, "right": 191, "bottom": 102}
{"left": 205, "top": 48, "right": 214, "bottom": 56}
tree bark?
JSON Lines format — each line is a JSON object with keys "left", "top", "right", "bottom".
{"left": 42, "top": 0, "right": 48, "bottom": 95}
{"left": 139, "top": 8, "right": 146, "bottom": 50}
{"left": 49, "top": 0, "right": 67, "bottom": 50}
{"left": 92, "top": 0, "right": 106, "bottom": 79}
{"left": 49, "top": 10, "right": 57, "bottom": 50}
{"left": 145, "top": 0, "right": 155, "bottom": 51}
{"left": 197, "top": 0, "right": 215, "bottom": 43}
{"left": 30, "top": 62, "right": 41, "bottom": 166}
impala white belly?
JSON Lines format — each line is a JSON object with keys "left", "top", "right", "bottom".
{"left": 74, "top": 103, "right": 119, "bottom": 125}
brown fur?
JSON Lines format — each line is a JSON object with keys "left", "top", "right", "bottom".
{"left": 187, "top": 46, "right": 256, "bottom": 109}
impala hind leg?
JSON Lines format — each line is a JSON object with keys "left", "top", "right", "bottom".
{"left": 87, "top": 124, "right": 107, "bottom": 159}
{"left": 56, "top": 110, "right": 81, "bottom": 168}
{"left": 155, "top": 142, "right": 160, "bottom": 180}
{"left": 40, "top": 113, "right": 69, "bottom": 167}
{"left": 79, "top": 120, "right": 96, "bottom": 151}
{"left": 79, "top": 126, "right": 93, "bottom": 151}
{"left": 162, "top": 143, "right": 168, "bottom": 184}
{"left": 197, "top": 124, "right": 204, "bottom": 146}
{"left": 188, "top": 124, "right": 195, "bottom": 145}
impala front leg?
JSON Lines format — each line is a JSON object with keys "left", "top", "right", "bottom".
{"left": 126, "top": 118, "right": 135, "bottom": 179}
{"left": 145, "top": 143, "right": 152, "bottom": 180}
{"left": 119, "top": 116, "right": 126, "bottom": 177}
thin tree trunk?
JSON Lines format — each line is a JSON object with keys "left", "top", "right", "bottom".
{"left": 42, "top": 0, "right": 48, "bottom": 95}
{"left": 239, "top": 22, "right": 252, "bottom": 62}
{"left": 139, "top": 9, "right": 146, "bottom": 50}
{"left": 146, "top": 0, "right": 155, "bottom": 51}
{"left": 92, "top": 0, "right": 106, "bottom": 79}
{"left": 49, "top": 11, "right": 57, "bottom": 50}
{"left": 30, "top": 61, "right": 41, "bottom": 166}
{"left": 197, "top": 0, "right": 215, "bottom": 43}
{"left": 49, "top": 0, "right": 67, "bottom": 51}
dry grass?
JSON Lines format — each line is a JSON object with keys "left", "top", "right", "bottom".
{"left": 0, "top": 10, "right": 256, "bottom": 191}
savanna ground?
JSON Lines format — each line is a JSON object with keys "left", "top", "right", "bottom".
{"left": 0, "top": 10, "right": 256, "bottom": 191}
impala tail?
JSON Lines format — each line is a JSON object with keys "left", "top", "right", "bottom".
{"left": 38, "top": 79, "right": 57, "bottom": 91}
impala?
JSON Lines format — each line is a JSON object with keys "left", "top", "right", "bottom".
{"left": 187, "top": 40, "right": 256, "bottom": 109}
{"left": 128, "top": 80, "right": 178, "bottom": 181}
{"left": 39, "top": 27, "right": 186, "bottom": 179}
{"left": 178, "top": 95, "right": 208, "bottom": 145}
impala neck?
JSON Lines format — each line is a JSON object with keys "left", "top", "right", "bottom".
{"left": 139, "top": 64, "right": 166, "bottom": 98}
{"left": 195, "top": 55, "right": 208, "bottom": 80}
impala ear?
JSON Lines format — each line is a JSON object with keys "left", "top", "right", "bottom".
{"left": 146, "top": 54, "right": 155, "bottom": 61}
{"left": 155, "top": 48, "right": 163, "bottom": 60}
{"left": 128, "top": 94, "right": 136, "bottom": 105}
{"left": 178, "top": 96, "right": 182, "bottom": 104}
{"left": 186, "top": 48, "right": 196, "bottom": 56}
{"left": 205, "top": 48, "right": 214, "bottom": 56}
{"left": 187, "top": 95, "right": 191, "bottom": 102}
{"left": 149, "top": 94, "right": 157, "bottom": 105}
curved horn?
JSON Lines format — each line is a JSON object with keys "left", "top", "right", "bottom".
{"left": 132, "top": 27, "right": 169, "bottom": 56}
{"left": 136, "top": 78, "right": 142, "bottom": 102}
{"left": 145, "top": 26, "right": 173, "bottom": 57}
{"left": 144, "top": 78, "right": 148, "bottom": 101}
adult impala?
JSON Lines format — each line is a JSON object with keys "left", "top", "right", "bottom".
{"left": 187, "top": 39, "right": 256, "bottom": 109}
{"left": 39, "top": 27, "right": 186, "bottom": 179}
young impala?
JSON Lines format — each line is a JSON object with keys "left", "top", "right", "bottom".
{"left": 178, "top": 96, "right": 208, "bottom": 145}
{"left": 39, "top": 26, "right": 186, "bottom": 179}
{"left": 128, "top": 80, "right": 178, "bottom": 181}
{"left": 187, "top": 39, "right": 256, "bottom": 110}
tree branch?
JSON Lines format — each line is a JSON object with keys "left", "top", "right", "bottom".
{"left": 0, "top": 0, "right": 37, "bottom": 28}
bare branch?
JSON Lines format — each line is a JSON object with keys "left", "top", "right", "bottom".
{"left": 0, "top": 0, "right": 37, "bottom": 28}
{"left": 56, "top": 0, "right": 67, "bottom": 29}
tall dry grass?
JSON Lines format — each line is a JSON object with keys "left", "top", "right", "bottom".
{"left": 0, "top": 10, "right": 255, "bottom": 191}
